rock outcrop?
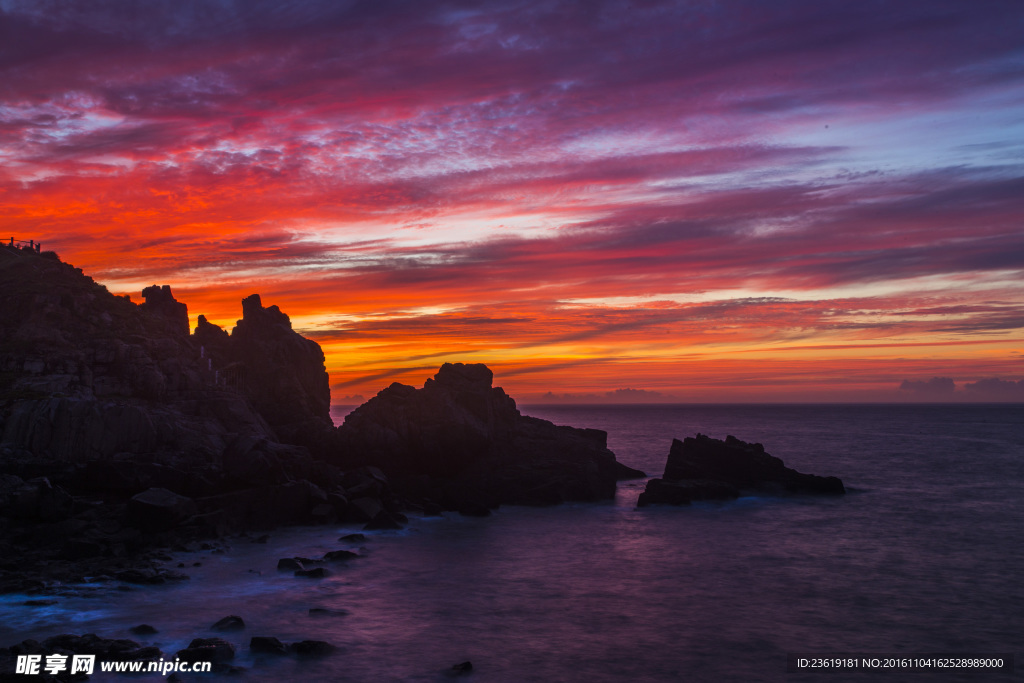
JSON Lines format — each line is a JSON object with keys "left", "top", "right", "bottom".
{"left": 637, "top": 434, "right": 845, "bottom": 506}
{"left": 0, "top": 245, "right": 376, "bottom": 584}
{"left": 215, "top": 294, "right": 332, "bottom": 431}
{"left": 0, "top": 244, "right": 650, "bottom": 585}
{"left": 340, "top": 363, "right": 644, "bottom": 509}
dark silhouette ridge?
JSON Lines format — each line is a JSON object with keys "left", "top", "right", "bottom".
{"left": 0, "top": 247, "right": 646, "bottom": 587}
{"left": 140, "top": 284, "right": 189, "bottom": 338}
{"left": 340, "top": 363, "right": 645, "bottom": 508}
{"left": 637, "top": 434, "right": 845, "bottom": 507}
{"left": 192, "top": 293, "right": 333, "bottom": 451}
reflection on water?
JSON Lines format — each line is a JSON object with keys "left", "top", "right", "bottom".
{"left": 2, "top": 404, "right": 1022, "bottom": 681}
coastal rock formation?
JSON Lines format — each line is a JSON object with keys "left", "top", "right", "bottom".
{"left": 208, "top": 294, "right": 333, "bottom": 435}
{"left": 140, "top": 284, "right": 189, "bottom": 338}
{"left": 339, "top": 363, "right": 645, "bottom": 508}
{"left": 0, "top": 245, "right": 369, "bottom": 581}
{"left": 0, "top": 244, "right": 648, "bottom": 584}
{"left": 637, "top": 434, "right": 845, "bottom": 507}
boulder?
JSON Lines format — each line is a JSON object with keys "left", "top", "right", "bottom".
{"left": 295, "top": 567, "right": 329, "bottom": 578}
{"left": 323, "top": 549, "right": 359, "bottom": 561}
{"left": 250, "top": 636, "right": 288, "bottom": 655}
{"left": 177, "top": 637, "right": 235, "bottom": 662}
{"left": 347, "top": 496, "right": 382, "bottom": 522}
{"left": 211, "top": 615, "right": 245, "bottom": 632}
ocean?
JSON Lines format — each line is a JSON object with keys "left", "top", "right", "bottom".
{"left": 2, "top": 404, "right": 1022, "bottom": 681}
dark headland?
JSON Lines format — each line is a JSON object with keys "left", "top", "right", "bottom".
{"left": 0, "top": 243, "right": 645, "bottom": 588}
{"left": 0, "top": 244, "right": 842, "bottom": 674}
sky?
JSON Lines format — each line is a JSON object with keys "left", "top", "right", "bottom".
{"left": 2, "top": 0, "right": 1023, "bottom": 403}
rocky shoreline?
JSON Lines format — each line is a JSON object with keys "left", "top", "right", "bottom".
{"left": 0, "top": 244, "right": 845, "bottom": 678}
{"left": 1, "top": 244, "right": 645, "bottom": 589}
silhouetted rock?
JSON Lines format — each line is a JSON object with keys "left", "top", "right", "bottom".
{"left": 141, "top": 285, "right": 189, "bottom": 338}
{"left": 226, "top": 293, "right": 333, "bottom": 432}
{"left": 638, "top": 434, "right": 845, "bottom": 507}
{"left": 339, "top": 363, "right": 645, "bottom": 509}
{"left": 295, "top": 567, "right": 329, "bottom": 578}
{"left": 31, "top": 633, "right": 157, "bottom": 661}
{"left": 250, "top": 636, "right": 288, "bottom": 655}
{"left": 177, "top": 637, "right": 235, "bottom": 662}
{"left": 211, "top": 615, "right": 245, "bottom": 632}
{"left": 323, "top": 549, "right": 359, "bottom": 561}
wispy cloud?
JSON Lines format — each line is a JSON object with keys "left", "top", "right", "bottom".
{"left": 2, "top": 0, "right": 1022, "bottom": 399}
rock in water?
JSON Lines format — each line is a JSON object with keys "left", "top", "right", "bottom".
{"left": 211, "top": 615, "right": 246, "bottom": 632}
{"left": 177, "top": 637, "right": 235, "bottom": 662}
{"left": 339, "top": 362, "right": 645, "bottom": 509}
{"left": 637, "top": 434, "right": 845, "bottom": 507}
{"left": 249, "top": 636, "right": 288, "bottom": 655}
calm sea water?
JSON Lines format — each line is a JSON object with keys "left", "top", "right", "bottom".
{"left": 2, "top": 404, "right": 1022, "bottom": 681}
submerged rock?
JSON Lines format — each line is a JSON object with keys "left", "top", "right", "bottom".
{"left": 638, "top": 434, "right": 845, "bottom": 507}
{"left": 452, "top": 660, "right": 474, "bottom": 674}
{"left": 323, "top": 549, "right": 359, "bottom": 561}
{"left": 295, "top": 567, "right": 329, "bottom": 578}
{"left": 249, "top": 636, "right": 288, "bottom": 655}
{"left": 177, "top": 637, "right": 235, "bottom": 662}
{"left": 211, "top": 615, "right": 245, "bottom": 632}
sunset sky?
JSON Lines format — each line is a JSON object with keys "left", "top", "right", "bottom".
{"left": 2, "top": 0, "right": 1022, "bottom": 402}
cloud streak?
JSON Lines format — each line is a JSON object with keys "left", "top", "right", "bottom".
{"left": 2, "top": 0, "right": 1022, "bottom": 399}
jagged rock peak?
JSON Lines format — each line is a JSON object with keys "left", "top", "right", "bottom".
{"left": 194, "top": 314, "right": 229, "bottom": 342}
{"left": 426, "top": 363, "right": 494, "bottom": 392}
{"left": 239, "top": 293, "right": 292, "bottom": 331}
{"left": 140, "top": 284, "right": 188, "bottom": 337}
{"left": 141, "top": 284, "right": 177, "bottom": 306}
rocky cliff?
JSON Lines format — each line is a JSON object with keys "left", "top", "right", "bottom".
{"left": 0, "top": 244, "right": 646, "bottom": 584}
{"left": 193, "top": 293, "right": 333, "bottom": 450}
{"left": 0, "top": 244, "right": 364, "bottom": 580}
{"left": 340, "top": 363, "right": 645, "bottom": 509}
